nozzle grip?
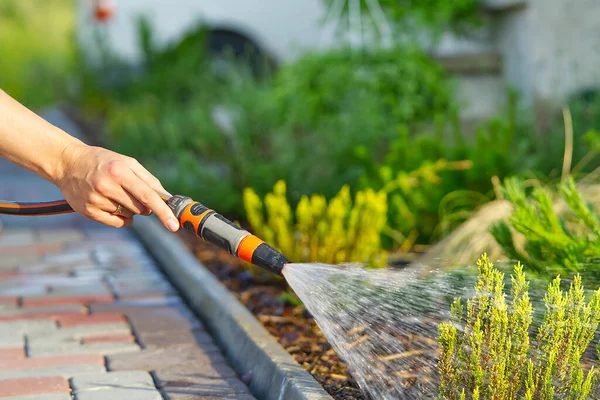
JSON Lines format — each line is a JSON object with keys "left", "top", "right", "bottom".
{"left": 167, "top": 195, "right": 249, "bottom": 256}
{"left": 166, "top": 195, "right": 288, "bottom": 275}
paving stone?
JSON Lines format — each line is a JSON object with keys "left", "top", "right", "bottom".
{"left": 153, "top": 361, "right": 238, "bottom": 381}
{"left": 70, "top": 370, "right": 156, "bottom": 392}
{"left": 17, "top": 263, "right": 73, "bottom": 275}
{"left": 1, "top": 348, "right": 25, "bottom": 360}
{"left": 27, "top": 323, "right": 131, "bottom": 342}
{"left": 110, "top": 279, "right": 174, "bottom": 298}
{"left": 71, "top": 371, "right": 162, "bottom": 400}
{"left": 81, "top": 333, "right": 135, "bottom": 344}
{"left": 28, "top": 342, "right": 141, "bottom": 357}
{"left": 161, "top": 393, "right": 256, "bottom": 400}
{"left": 0, "top": 285, "right": 46, "bottom": 297}
{"left": 1, "top": 393, "right": 72, "bottom": 400}
{"left": 0, "top": 254, "right": 39, "bottom": 269}
{"left": 0, "top": 311, "right": 83, "bottom": 323}
{"left": 0, "top": 305, "right": 84, "bottom": 317}
{"left": 42, "top": 255, "right": 91, "bottom": 269}
{"left": 56, "top": 314, "right": 125, "bottom": 327}
{"left": 0, "top": 334, "right": 23, "bottom": 348}
{"left": 89, "top": 297, "right": 182, "bottom": 313}
{"left": 0, "top": 376, "right": 69, "bottom": 397}
{"left": 0, "top": 364, "right": 105, "bottom": 380}
{"left": 107, "top": 344, "right": 225, "bottom": 372}
{"left": 74, "top": 388, "right": 163, "bottom": 400}
{"left": 0, "top": 303, "right": 19, "bottom": 313}
{"left": 137, "top": 328, "right": 214, "bottom": 349}
{"left": 38, "top": 229, "right": 84, "bottom": 244}
{"left": 125, "top": 306, "right": 201, "bottom": 334}
{"left": 0, "top": 231, "right": 36, "bottom": 247}
{"left": 157, "top": 377, "right": 251, "bottom": 399}
{"left": 0, "top": 354, "right": 104, "bottom": 371}
{"left": 0, "top": 320, "right": 57, "bottom": 335}
{"left": 22, "top": 294, "right": 114, "bottom": 307}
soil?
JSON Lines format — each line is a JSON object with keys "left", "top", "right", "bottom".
{"left": 180, "top": 231, "right": 367, "bottom": 399}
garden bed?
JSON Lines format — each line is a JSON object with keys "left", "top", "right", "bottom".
{"left": 180, "top": 231, "right": 367, "bottom": 400}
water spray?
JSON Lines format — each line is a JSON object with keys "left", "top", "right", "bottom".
{"left": 0, "top": 193, "right": 290, "bottom": 275}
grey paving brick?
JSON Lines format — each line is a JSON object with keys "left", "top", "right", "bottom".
{"left": 158, "top": 377, "right": 251, "bottom": 398}
{"left": 138, "top": 328, "right": 214, "bottom": 349}
{"left": 126, "top": 306, "right": 201, "bottom": 334}
{"left": 153, "top": 361, "right": 238, "bottom": 381}
{"left": 28, "top": 323, "right": 131, "bottom": 342}
{"left": 0, "top": 320, "right": 57, "bottom": 335}
{"left": 38, "top": 229, "right": 85, "bottom": 244}
{"left": 2, "top": 393, "right": 72, "bottom": 400}
{"left": 74, "top": 388, "right": 163, "bottom": 400}
{"left": 0, "top": 303, "right": 19, "bottom": 313}
{"left": 0, "top": 254, "right": 40, "bottom": 269}
{"left": 71, "top": 371, "right": 162, "bottom": 400}
{"left": 0, "top": 364, "right": 105, "bottom": 380}
{"left": 71, "top": 370, "right": 156, "bottom": 392}
{"left": 43, "top": 251, "right": 91, "bottom": 265}
{"left": 46, "top": 283, "right": 112, "bottom": 297}
{"left": 107, "top": 344, "right": 225, "bottom": 372}
{"left": 0, "top": 333, "right": 24, "bottom": 348}
{"left": 28, "top": 341, "right": 141, "bottom": 357}
{"left": 0, "top": 231, "right": 35, "bottom": 247}
{"left": 0, "top": 285, "right": 46, "bottom": 297}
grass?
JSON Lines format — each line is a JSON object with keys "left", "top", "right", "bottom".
{"left": 0, "top": 0, "right": 75, "bottom": 108}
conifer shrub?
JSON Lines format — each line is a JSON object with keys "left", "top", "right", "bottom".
{"left": 438, "top": 254, "right": 600, "bottom": 399}
{"left": 491, "top": 177, "right": 600, "bottom": 277}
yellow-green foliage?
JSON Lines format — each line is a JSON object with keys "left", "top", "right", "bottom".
{"left": 438, "top": 254, "right": 600, "bottom": 399}
{"left": 244, "top": 180, "right": 387, "bottom": 267}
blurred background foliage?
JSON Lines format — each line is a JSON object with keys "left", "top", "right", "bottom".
{"left": 0, "top": 0, "right": 75, "bottom": 108}
{"left": 1, "top": 0, "right": 599, "bottom": 263}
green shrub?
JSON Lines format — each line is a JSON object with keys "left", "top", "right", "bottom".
{"left": 272, "top": 46, "right": 452, "bottom": 130}
{"left": 491, "top": 177, "right": 600, "bottom": 277}
{"left": 90, "top": 20, "right": 456, "bottom": 218}
{"left": 243, "top": 180, "right": 387, "bottom": 267}
{"left": 355, "top": 95, "right": 541, "bottom": 246}
{"left": 438, "top": 254, "right": 600, "bottom": 399}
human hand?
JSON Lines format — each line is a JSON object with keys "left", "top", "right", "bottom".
{"left": 55, "top": 143, "right": 180, "bottom": 231}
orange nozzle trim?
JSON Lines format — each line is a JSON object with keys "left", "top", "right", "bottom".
{"left": 179, "top": 204, "right": 212, "bottom": 233}
{"left": 237, "top": 235, "right": 264, "bottom": 263}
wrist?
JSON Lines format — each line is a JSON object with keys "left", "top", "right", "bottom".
{"left": 49, "top": 137, "right": 89, "bottom": 185}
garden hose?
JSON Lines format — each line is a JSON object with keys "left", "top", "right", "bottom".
{"left": 0, "top": 193, "right": 289, "bottom": 275}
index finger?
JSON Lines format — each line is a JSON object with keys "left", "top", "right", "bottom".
{"left": 119, "top": 169, "right": 180, "bottom": 232}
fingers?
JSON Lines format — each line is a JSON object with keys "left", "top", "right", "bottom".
{"left": 117, "top": 166, "right": 179, "bottom": 232}
{"left": 89, "top": 210, "right": 134, "bottom": 229}
{"left": 108, "top": 189, "right": 151, "bottom": 216}
{"left": 89, "top": 180, "right": 147, "bottom": 217}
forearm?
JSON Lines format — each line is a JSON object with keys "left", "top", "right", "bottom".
{"left": 0, "top": 89, "right": 85, "bottom": 184}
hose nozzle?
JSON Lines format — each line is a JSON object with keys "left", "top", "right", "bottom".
{"left": 166, "top": 195, "right": 288, "bottom": 275}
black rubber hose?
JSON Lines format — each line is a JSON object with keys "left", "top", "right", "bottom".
{"left": 0, "top": 200, "right": 74, "bottom": 216}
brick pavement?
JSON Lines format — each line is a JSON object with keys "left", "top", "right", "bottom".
{"left": 0, "top": 225, "right": 255, "bottom": 399}
{"left": 0, "top": 111, "right": 255, "bottom": 399}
